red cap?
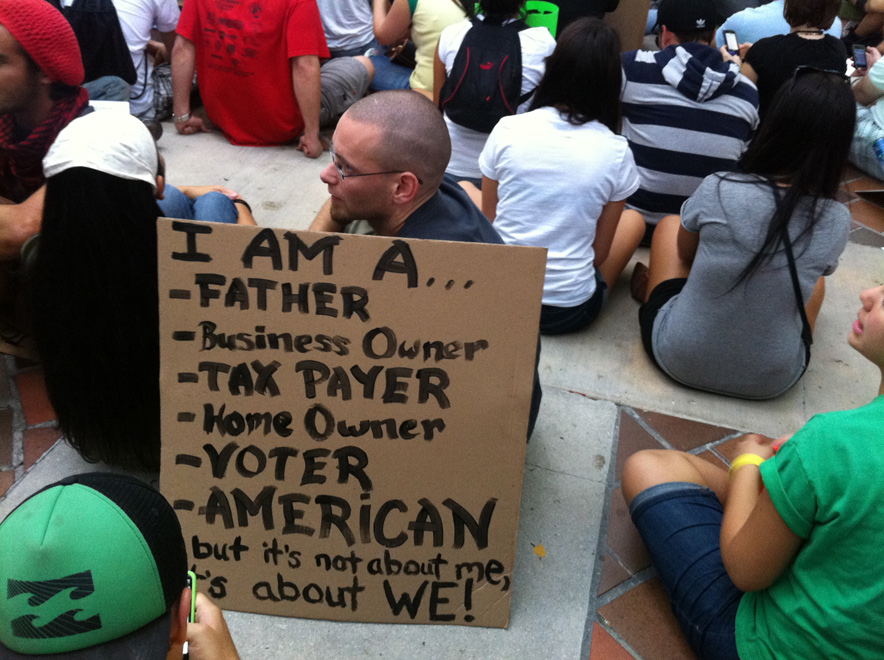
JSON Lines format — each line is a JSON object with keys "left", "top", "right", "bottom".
{"left": 0, "top": 0, "right": 84, "bottom": 85}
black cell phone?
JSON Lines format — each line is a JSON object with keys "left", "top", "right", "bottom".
{"left": 854, "top": 44, "right": 868, "bottom": 70}
{"left": 724, "top": 30, "right": 739, "bottom": 55}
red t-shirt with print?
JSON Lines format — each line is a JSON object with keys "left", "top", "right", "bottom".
{"left": 177, "top": 0, "right": 329, "bottom": 145}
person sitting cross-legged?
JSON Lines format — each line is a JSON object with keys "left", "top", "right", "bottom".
{"left": 621, "top": 282, "right": 884, "bottom": 660}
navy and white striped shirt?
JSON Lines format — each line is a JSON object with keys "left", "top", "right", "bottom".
{"left": 621, "top": 43, "right": 759, "bottom": 224}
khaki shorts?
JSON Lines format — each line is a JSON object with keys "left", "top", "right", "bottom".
{"left": 320, "top": 58, "right": 370, "bottom": 128}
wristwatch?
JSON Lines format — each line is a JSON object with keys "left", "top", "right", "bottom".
{"left": 172, "top": 112, "right": 191, "bottom": 124}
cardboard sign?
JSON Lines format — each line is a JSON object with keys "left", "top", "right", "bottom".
{"left": 158, "top": 219, "right": 545, "bottom": 627}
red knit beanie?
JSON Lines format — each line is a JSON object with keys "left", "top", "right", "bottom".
{"left": 0, "top": 0, "right": 83, "bottom": 85}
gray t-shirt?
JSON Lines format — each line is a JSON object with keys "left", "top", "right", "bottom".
{"left": 652, "top": 173, "right": 850, "bottom": 399}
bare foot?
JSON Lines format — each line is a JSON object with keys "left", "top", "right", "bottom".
{"left": 630, "top": 262, "right": 649, "bottom": 302}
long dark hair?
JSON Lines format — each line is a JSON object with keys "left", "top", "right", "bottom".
{"left": 529, "top": 17, "right": 621, "bottom": 132}
{"left": 28, "top": 168, "right": 162, "bottom": 469}
{"left": 731, "top": 69, "right": 854, "bottom": 285}
{"left": 456, "top": 0, "right": 476, "bottom": 18}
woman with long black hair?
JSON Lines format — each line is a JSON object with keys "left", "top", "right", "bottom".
{"left": 479, "top": 18, "right": 644, "bottom": 334}
{"left": 30, "top": 111, "right": 253, "bottom": 469}
{"left": 635, "top": 68, "right": 855, "bottom": 399}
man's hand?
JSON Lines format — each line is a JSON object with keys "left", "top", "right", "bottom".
{"left": 175, "top": 115, "right": 210, "bottom": 136}
{"left": 186, "top": 593, "right": 240, "bottom": 660}
{"left": 296, "top": 132, "right": 323, "bottom": 158}
{"left": 290, "top": 55, "right": 322, "bottom": 158}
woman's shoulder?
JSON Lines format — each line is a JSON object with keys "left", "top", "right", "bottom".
{"left": 520, "top": 25, "right": 557, "bottom": 51}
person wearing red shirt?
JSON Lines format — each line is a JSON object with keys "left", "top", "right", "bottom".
{"left": 171, "top": 0, "right": 329, "bottom": 153}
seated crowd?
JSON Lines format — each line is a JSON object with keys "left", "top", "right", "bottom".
{"left": 1, "top": 0, "right": 883, "bottom": 658}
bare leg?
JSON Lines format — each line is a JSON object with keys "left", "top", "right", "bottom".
{"left": 805, "top": 276, "right": 825, "bottom": 332}
{"left": 622, "top": 449, "right": 730, "bottom": 506}
{"left": 643, "top": 215, "right": 692, "bottom": 302}
{"left": 597, "top": 209, "right": 645, "bottom": 289}
{"left": 622, "top": 432, "right": 774, "bottom": 507}
{"left": 458, "top": 180, "right": 482, "bottom": 209}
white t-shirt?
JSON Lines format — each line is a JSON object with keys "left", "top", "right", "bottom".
{"left": 112, "top": 0, "right": 180, "bottom": 117}
{"left": 869, "top": 57, "right": 884, "bottom": 130}
{"left": 316, "top": 0, "right": 374, "bottom": 52}
{"left": 479, "top": 106, "right": 640, "bottom": 307}
{"left": 438, "top": 16, "right": 555, "bottom": 179}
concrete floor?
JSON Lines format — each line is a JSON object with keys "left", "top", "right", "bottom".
{"left": 1, "top": 120, "right": 883, "bottom": 659}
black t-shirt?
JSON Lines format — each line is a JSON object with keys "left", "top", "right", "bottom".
{"left": 399, "top": 177, "right": 504, "bottom": 244}
{"left": 744, "top": 33, "right": 847, "bottom": 118}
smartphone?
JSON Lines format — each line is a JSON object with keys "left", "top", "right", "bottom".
{"left": 854, "top": 44, "right": 868, "bottom": 70}
{"left": 724, "top": 30, "right": 739, "bottom": 55}
{"left": 183, "top": 571, "right": 197, "bottom": 659}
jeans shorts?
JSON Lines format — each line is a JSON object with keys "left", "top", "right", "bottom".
{"left": 629, "top": 482, "right": 742, "bottom": 660}
{"left": 539, "top": 270, "right": 607, "bottom": 335}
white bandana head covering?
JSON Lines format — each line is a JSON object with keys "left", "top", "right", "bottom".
{"left": 43, "top": 111, "right": 159, "bottom": 192}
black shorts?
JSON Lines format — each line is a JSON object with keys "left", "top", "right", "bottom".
{"left": 638, "top": 278, "right": 687, "bottom": 367}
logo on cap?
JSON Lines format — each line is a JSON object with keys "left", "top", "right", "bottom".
{"left": 7, "top": 572, "right": 103, "bottom": 639}
{"left": 696, "top": 18, "right": 706, "bottom": 28}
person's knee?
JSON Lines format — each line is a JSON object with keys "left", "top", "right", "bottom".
{"left": 619, "top": 209, "right": 648, "bottom": 240}
{"left": 622, "top": 449, "right": 674, "bottom": 504}
{"left": 649, "top": 215, "right": 681, "bottom": 251}
{"left": 656, "top": 214, "right": 682, "bottom": 233}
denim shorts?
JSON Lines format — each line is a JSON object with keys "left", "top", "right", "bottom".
{"left": 629, "top": 482, "right": 742, "bottom": 660}
{"left": 539, "top": 270, "right": 607, "bottom": 335}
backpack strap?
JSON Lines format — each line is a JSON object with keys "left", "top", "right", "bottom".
{"left": 771, "top": 186, "right": 813, "bottom": 362}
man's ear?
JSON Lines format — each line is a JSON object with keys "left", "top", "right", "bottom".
{"left": 390, "top": 172, "right": 421, "bottom": 205}
{"left": 156, "top": 174, "right": 165, "bottom": 200}
{"left": 659, "top": 25, "right": 678, "bottom": 49}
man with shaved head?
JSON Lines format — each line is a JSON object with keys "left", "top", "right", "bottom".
{"left": 311, "top": 90, "right": 500, "bottom": 241}
{"left": 310, "top": 90, "right": 541, "bottom": 439}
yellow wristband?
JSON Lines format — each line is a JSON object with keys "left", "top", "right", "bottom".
{"left": 729, "top": 453, "right": 765, "bottom": 478}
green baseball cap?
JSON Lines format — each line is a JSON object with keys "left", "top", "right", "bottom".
{"left": 0, "top": 473, "right": 187, "bottom": 658}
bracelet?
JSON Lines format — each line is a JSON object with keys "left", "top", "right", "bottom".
{"left": 233, "top": 198, "right": 252, "bottom": 214}
{"left": 729, "top": 453, "right": 765, "bottom": 478}
{"left": 172, "top": 112, "right": 191, "bottom": 124}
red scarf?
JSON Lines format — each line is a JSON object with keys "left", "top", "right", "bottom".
{"left": 0, "top": 87, "right": 89, "bottom": 202}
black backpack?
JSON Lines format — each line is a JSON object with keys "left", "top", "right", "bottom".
{"left": 439, "top": 16, "right": 535, "bottom": 134}
{"left": 47, "top": 0, "right": 138, "bottom": 86}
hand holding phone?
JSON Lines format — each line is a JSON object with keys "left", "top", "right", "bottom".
{"left": 183, "top": 571, "right": 197, "bottom": 660}
{"left": 855, "top": 44, "right": 869, "bottom": 71}
{"left": 724, "top": 30, "right": 739, "bottom": 55}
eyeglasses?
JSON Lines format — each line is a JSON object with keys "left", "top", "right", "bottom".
{"left": 791, "top": 65, "right": 849, "bottom": 83}
{"left": 328, "top": 144, "right": 422, "bottom": 185}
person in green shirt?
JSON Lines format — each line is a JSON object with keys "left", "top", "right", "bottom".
{"left": 622, "top": 283, "right": 884, "bottom": 660}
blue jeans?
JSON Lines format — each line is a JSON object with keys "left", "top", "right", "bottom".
{"left": 368, "top": 54, "right": 412, "bottom": 91}
{"left": 629, "top": 482, "right": 742, "bottom": 660}
{"left": 83, "top": 75, "right": 131, "bottom": 102}
{"left": 157, "top": 186, "right": 238, "bottom": 224}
